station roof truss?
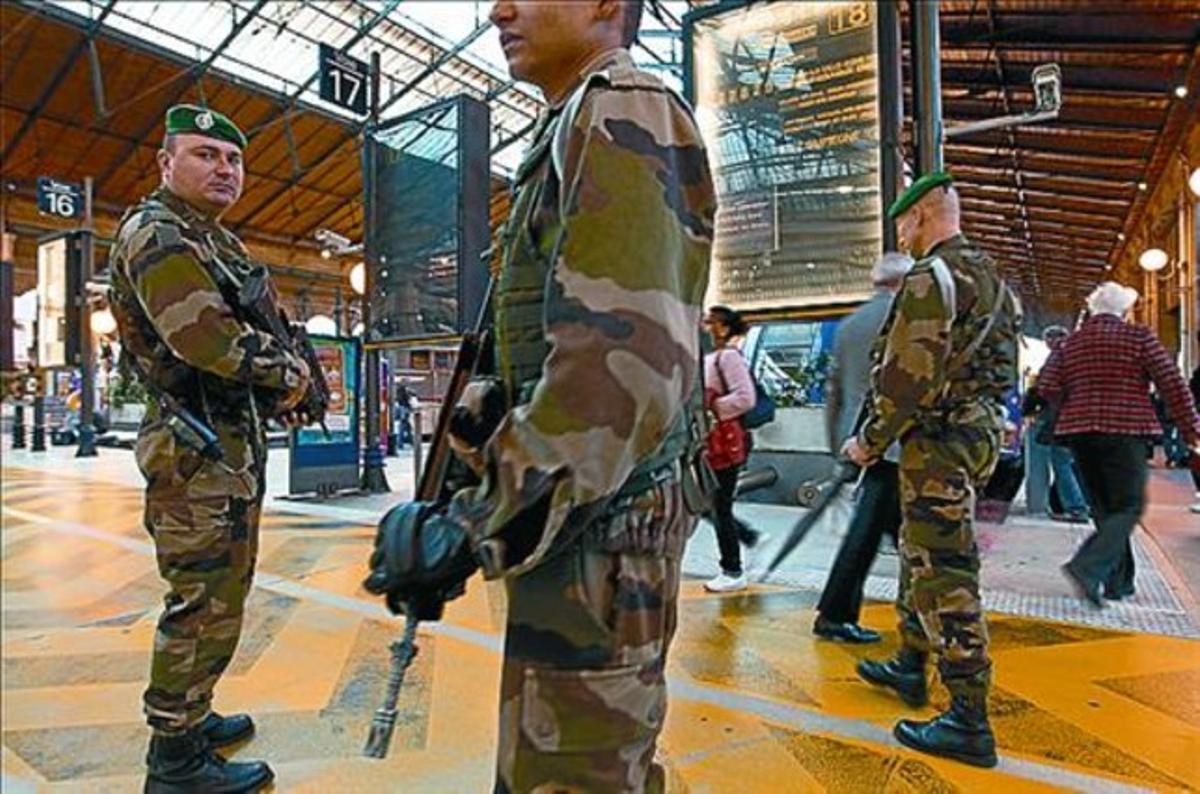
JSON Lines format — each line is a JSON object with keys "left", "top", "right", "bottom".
{"left": 4, "top": 0, "right": 1196, "bottom": 323}
{"left": 0, "top": 0, "right": 688, "bottom": 262}
{"left": 915, "top": 0, "right": 1200, "bottom": 319}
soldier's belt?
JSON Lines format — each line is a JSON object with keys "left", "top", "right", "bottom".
{"left": 604, "top": 459, "right": 681, "bottom": 517}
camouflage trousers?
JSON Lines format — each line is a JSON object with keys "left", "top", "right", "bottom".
{"left": 495, "top": 480, "right": 692, "bottom": 794}
{"left": 895, "top": 422, "right": 1000, "bottom": 708}
{"left": 135, "top": 419, "right": 264, "bottom": 734}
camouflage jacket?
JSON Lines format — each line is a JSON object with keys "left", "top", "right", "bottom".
{"left": 445, "top": 48, "right": 716, "bottom": 579}
{"left": 110, "top": 186, "right": 307, "bottom": 465}
{"left": 858, "top": 234, "right": 1021, "bottom": 457}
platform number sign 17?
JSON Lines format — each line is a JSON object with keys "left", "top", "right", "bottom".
{"left": 319, "top": 44, "right": 370, "bottom": 116}
{"left": 36, "top": 177, "right": 83, "bottom": 219}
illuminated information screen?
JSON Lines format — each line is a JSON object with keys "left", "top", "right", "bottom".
{"left": 690, "top": 1, "right": 882, "bottom": 311}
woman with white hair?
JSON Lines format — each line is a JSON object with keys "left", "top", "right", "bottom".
{"left": 1036, "top": 282, "right": 1200, "bottom": 607}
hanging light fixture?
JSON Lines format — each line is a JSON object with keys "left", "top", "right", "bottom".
{"left": 1189, "top": 166, "right": 1200, "bottom": 198}
{"left": 349, "top": 262, "right": 366, "bottom": 295}
{"left": 1138, "top": 247, "right": 1169, "bottom": 272}
{"left": 89, "top": 307, "right": 117, "bottom": 335}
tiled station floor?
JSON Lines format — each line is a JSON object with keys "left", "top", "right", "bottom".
{"left": 2, "top": 449, "right": 1198, "bottom": 792}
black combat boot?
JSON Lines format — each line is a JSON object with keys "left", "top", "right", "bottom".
{"left": 893, "top": 694, "right": 998, "bottom": 768}
{"left": 856, "top": 649, "right": 928, "bottom": 707}
{"left": 199, "top": 712, "right": 255, "bottom": 748}
{"left": 144, "top": 730, "right": 274, "bottom": 793}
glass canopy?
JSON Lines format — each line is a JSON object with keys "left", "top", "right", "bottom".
{"left": 52, "top": 0, "right": 691, "bottom": 174}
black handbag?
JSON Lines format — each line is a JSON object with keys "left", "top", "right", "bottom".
{"left": 1033, "top": 403, "right": 1061, "bottom": 446}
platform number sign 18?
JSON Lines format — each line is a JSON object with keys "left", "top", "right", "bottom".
{"left": 319, "top": 44, "right": 370, "bottom": 116}
{"left": 36, "top": 177, "right": 83, "bottom": 219}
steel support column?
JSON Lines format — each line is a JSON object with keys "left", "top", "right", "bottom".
{"left": 360, "top": 51, "right": 389, "bottom": 494}
{"left": 877, "top": 1, "right": 904, "bottom": 251}
{"left": 912, "top": 0, "right": 943, "bottom": 176}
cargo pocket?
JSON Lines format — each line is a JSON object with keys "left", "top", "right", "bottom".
{"left": 519, "top": 663, "right": 666, "bottom": 755}
{"left": 136, "top": 421, "right": 206, "bottom": 493}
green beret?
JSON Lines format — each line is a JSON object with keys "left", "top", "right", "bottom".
{"left": 887, "top": 171, "right": 953, "bottom": 219}
{"left": 164, "top": 104, "right": 247, "bottom": 149}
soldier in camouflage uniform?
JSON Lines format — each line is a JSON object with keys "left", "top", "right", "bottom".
{"left": 109, "top": 105, "right": 310, "bottom": 793}
{"left": 363, "top": 2, "right": 715, "bottom": 791}
{"left": 844, "top": 172, "right": 1020, "bottom": 769}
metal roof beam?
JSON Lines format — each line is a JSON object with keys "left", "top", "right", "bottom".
{"left": 92, "top": 0, "right": 270, "bottom": 192}
{"left": 231, "top": 18, "right": 493, "bottom": 234}
{"left": 1, "top": 0, "right": 117, "bottom": 164}
{"left": 939, "top": 13, "right": 1200, "bottom": 47}
{"left": 243, "top": 0, "right": 406, "bottom": 138}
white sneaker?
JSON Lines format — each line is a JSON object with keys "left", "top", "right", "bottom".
{"left": 1190, "top": 501, "right": 1200, "bottom": 514}
{"left": 705, "top": 572, "right": 748, "bottom": 592}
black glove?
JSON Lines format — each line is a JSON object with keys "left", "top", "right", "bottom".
{"left": 363, "top": 501, "right": 479, "bottom": 621}
{"left": 449, "top": 376, "right": 509, "bottom": 450}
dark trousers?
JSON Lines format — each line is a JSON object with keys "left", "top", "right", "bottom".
{"left": 817, "top": 460, "right": 901, "bottom": 624}
{"left": 1066, "top": 434, "right": 1148, "bottom": 594}
{"left": 711, "top": 465, "right": 754, "bottom": 575}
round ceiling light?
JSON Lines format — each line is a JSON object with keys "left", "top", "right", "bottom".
{"left": 89, "top": 307, "right": 117, "bottom": 336}
{"left": 349, "top": 262, "right": 366, "bottom": 295}
{"left": 1138, "top": 248, "right": 1169, "bottom": 272}
{"left": 1189, "top": 166, "right": 1200, "bottom": 198}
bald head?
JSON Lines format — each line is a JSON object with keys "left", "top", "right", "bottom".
{"left": 896, "top": 184, "right": 962, "bottom": 258}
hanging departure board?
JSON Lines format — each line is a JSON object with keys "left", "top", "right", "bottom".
{"left": 366, "top": 95, "right": 490, "bottom": 342}
{"left": 687, "top": 1, "right": 883, "bottom": 311}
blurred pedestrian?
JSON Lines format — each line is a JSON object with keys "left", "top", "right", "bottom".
{"left": 1022, "top": 325, "right": 1089, "bottom": 522}
{"left": 394, "top": 381, "right": 415, "bottom": 449}
{"left": 813, "top": 252, "right": 913, "bottom": 643}
{"left": 1037, "top": 282, "right": 1200, "bottom": 606}
{"left": 702, "top": 305, "right": 760, "bottom": 592}
{"left": 1191, "top": 342, "right": 1200, "bottom": 513}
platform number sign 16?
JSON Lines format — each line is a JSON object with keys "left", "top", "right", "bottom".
{"left": 319, "top": 44, "right": 369, "bottom": 116}
{"left": 36, "top": 177, "right": 83, "bottom": 219}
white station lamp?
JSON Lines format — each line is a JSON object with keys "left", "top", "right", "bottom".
{"left": 349, "top": 262, "right": 366, "bottom": 296}
{"left": 89, "top": 307, "right": 117, "bottom": 336}
{"left": 1138, "top": 247, "right": 1169, "bottom": 272}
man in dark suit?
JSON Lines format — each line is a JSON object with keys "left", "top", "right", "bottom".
{"left": 814, "top": 252, "right": 912, "bottom": 643}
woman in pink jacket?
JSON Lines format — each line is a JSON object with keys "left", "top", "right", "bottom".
{"left": 703, "top": 306, "right": 759, "bottom": 592}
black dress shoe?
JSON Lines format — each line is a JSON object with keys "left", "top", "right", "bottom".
{"left": 1062, "top": 564, "right": 1103, "bottom": 608}
{"left": 813, "top": 617, "right": 881, "bottom": 644}
{"left": 856, "top": 650, "right": 928, "bottom": 707}
{"left": 1103, "top": 585, "right": 1135, "bottom": 601}
{"left": 199, "top": 712, "right": 255, "bottom": 749}
{"left": 145, "top": 730, "right": 273, "bottom": 793}
{"left": 893, "top": 697, "right": 998, "bottom": 768}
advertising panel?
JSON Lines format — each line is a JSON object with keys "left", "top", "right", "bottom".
{"left": 288, "top": 335, "right": 360, "bottom": 495}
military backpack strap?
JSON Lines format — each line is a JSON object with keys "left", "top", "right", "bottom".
{"left": 946, "top": 278, "right": 1010, "bottom": 377}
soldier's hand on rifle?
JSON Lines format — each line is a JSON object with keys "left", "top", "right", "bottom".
{"left": 363, "top": 501, "right": 479, "bottom": 621}
{"left": 447, "top": 377, "right": 508, "bottom": 477}
{"left": 841, "top": 436, "right": 875, "bottom": 467}
{"left": 277, "top": 410, "right": 311, "bottom": 429}
{"left": 279, "top": 358, "right": 312, "bottom": 413}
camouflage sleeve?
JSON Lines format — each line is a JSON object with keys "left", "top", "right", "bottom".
{"left": 447, "top": 86, "right": 713, "bottom": 579}
{"left": 121, "top": 219, "right": 307, "bottom": 393}
{"left": 857, "top": 267, "right": 952, "bottom": 457}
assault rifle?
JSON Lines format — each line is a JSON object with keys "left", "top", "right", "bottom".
{"left": 363, "top": 272, "right": 496, "bottom": 760}
{"left": 238, "top": 266, "right": 331, "bottom": 429}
